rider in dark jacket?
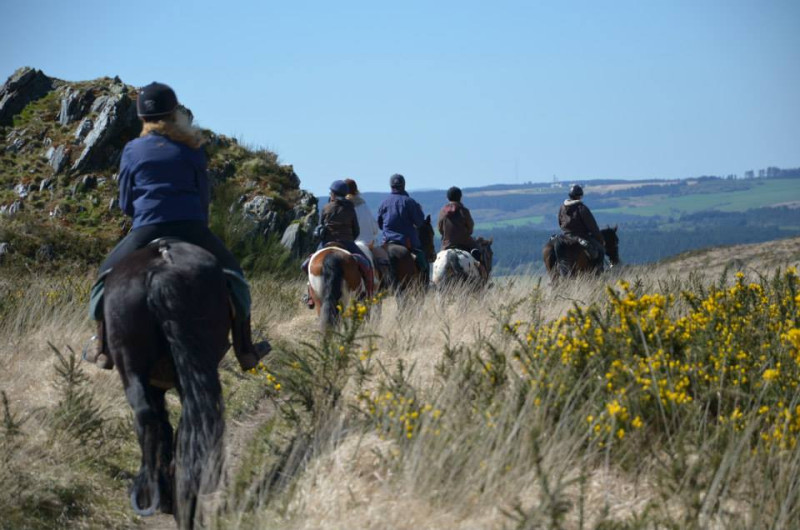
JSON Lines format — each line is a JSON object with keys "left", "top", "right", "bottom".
{"left": 318, "top": 180, "right": 365, "bottom": 259}
{"left": 302, "top": 180, "right": 374, "bottom": 307}
{"left": 437, "top": 186, "right": 478, "bottom": 254}
{"left": 85, "top": 82, "right": 269, "bottom": 371}
{"left": 376, "top": 174, "right": 429, "bottom": 275}
{"left": 558, "top": 184, "right": 605, "bottom": 265}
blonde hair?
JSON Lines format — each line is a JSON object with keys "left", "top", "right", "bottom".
{"left": 140, "top": 109, "right": 204, "bottom": 149}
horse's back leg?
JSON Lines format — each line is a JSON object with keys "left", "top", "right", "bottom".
{"left": 125, "top": 375, "right": 173, "bottom": 516}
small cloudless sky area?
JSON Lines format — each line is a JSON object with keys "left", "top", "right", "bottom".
{"left": 2, "top": 0, "right": 799, "bottom": 195}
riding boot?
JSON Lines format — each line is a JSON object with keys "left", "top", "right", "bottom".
{"left": 83, "top": 320, "right": 114, "bottom": 370}
{"left": 302, "top": 283, "right": 315, "bottom": 309}
{"left": 231, "top": 315, "right": 271, "bottom": 371}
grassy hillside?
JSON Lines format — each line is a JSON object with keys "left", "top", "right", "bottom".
{"left": 596, "top": 178, "right": 800, "bottom": 217}
{"left": 0, "top": 68, "right": 311, "bottom": 276}
{"left": 1, "top": 239, "right": 799, "bottom": 528}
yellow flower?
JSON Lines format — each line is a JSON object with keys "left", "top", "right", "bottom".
{"left": 763, "top": 368, "right": 780, "bottom": 382}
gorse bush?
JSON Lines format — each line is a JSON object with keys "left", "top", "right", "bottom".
{"left": 241, "top": 268, "right": 798, "bottom": 527}
{"left": 507, "top": 268, "right": 800, "bottom": 450}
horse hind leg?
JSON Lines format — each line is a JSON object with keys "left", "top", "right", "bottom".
{"left": 126, "top": 375, "right": 172, "bottom": 516}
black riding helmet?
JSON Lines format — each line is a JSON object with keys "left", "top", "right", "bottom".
{"left": 390, "top": 173, "right": 405, "bottom": 190}
{"left": 447, "top": 186, "right": 462, "bottom": 202}
{"left": 568, "top": 184, "right": 584, "bottom": 199}
{"left": 137, "top": 82, "right": 178, "bottom": 119}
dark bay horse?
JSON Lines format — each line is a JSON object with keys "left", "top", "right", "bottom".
{"left": 542, "top": 226, "right": 620, "bottom": 282}
{"left": 104, "top": 240, "right": 229, "bottom": 528}
{"left": 383, "top": 215, "right": 436, "bottom": 293}
{"left": 307, "top": 246, "right": 364, "bottom": 330}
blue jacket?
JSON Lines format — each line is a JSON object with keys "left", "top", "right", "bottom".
{"left": 376, "top": 190, "right": 425, "bottom": 248}
{"left": 118, "top": 133, "right": 209, "bottom": 229}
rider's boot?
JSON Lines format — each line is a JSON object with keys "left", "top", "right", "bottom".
{"left": 303, "top": 283, "right": 315, "bottom": 309}
{"left": 83, "top": 320, "right": 114, "bottom": 370}
{"left": 231, "top": 315, "right": 271, "bottom": 371}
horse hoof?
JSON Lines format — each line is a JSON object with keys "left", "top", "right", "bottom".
{"left": 130, "top": 485, "right": 160, "bottom": 517}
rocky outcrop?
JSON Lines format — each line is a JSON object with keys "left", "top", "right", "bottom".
{"left": 71, "top": 90, "right": 138, "bottom": 173}
{"left": 0, "top": 67, "right": 53, "bottom": 126}
{"left": 1, "top": 67, "right": 320, "bottom": 270}
{"left": 46, "top": 145, "right": 69, "bottom": 173}
{"left": 58, "top": 88, "right": 94, "bottom": 125}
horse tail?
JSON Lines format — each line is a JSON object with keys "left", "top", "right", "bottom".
{"left": 146, "top": 253, "right": 225, "bottom": 529}
{"left": 320, "top": 251, "right": 345, "bottom": 330}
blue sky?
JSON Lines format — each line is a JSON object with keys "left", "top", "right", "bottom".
{"left": 2, "top": 0, "right": 799, "bottom": 195}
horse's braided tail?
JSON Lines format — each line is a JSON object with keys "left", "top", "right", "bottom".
{"left": 146, "top": 260, "right": 225, "bottom": 529}
{"left": 321, "top": 251, "right": 345, "bottom": 330}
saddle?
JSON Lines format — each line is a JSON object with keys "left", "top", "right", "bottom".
{"left": 551, "top": 234, "right": 604, "bottom": 275}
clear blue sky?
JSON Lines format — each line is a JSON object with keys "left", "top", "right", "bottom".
{"left": 2, "top": 0, "right": 799, "bottom": 195}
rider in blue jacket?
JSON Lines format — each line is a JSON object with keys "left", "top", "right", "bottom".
{"left": 85, "top": 82, "right": 269, "bottom": 371}
{"left": 376, "top": 174, "right": 429, "bottom": 276}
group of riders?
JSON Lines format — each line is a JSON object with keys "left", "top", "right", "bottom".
{"left": 300, "top": 174, "right": 486, "bottom": 307}
{"left": 83, "top": 81, "right": 609, "bottom": 373}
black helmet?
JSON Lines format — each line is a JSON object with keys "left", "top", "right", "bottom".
{"left": 390, "top": 173, "right": 405, "bottom": 190}
{"left": 137, "top": 82, "right": 178, "bottom": 118}
{"left": 330, "top": 179, "right": 349, "bottom": 197}
{"left": 446, "top": 186, "right": 462, "bottom": 202}
{"left": 568, "top": 184, "right": 584, "bottom": 199}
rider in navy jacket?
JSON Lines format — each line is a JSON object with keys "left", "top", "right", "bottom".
{"left": 86, "top": 82, "right": 268, "bottom": 371}
{"left": 377, "top": 175, "right": 424, "bottom": 249}
{"left": 376, "top": 174, "right": 429, "bottom": 274}
{"left": 118, "top": 133, "right": 209, "bottom": 228}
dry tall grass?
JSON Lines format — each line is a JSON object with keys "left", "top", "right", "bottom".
{"left": 1, "top": 237, "right": 798, "bottom": 528}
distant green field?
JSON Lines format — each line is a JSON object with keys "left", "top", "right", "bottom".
{"left": 476, "top": 215, "right": 544, "bottom": 229}
{"left": 597, "top": 179, "right": 799, "bottom": 217}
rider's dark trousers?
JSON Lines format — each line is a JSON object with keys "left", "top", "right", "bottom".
{"left": 99, "top": 220, "right": 242, "bottom": 275}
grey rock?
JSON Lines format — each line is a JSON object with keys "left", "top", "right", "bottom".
{"left": 6, "top": 137, "right": 25, "bottom": 153}
{"left": 39, "top": 178, "right": 53, "bottom": 192}
{"left": 280, "top": 223, "right": 305, "bottom": 258}
{"left": 0, "top": 242, "right": 10, "bottom": 260}
{"left": 108, "top": 198, "right": 119, "bottom": 211}
{"left": 97, "top": 177, "right": 107, "bottom": 187}
{"left": 8, "top": 200, "right": 23, "bottom": 215}
{"left": 49, "top": 206, "right": 62, "bottom": 219}
{"left": 43, "top": 137, "right": 52, "bottom": 148}
{"left": 58, "top": 88, "right": 82, "bottom": 125}
{"left": 71, "top": 92, "right": 133, "bottom": 172}
{"left": 90, "top": 95, "right": 110, "bottom": 114}
{"left": 0, "top": 67, "right": 54, "bottom": 126}
{"left": 243, "top": 195, "right": 275, "bottom": 220}
{"left": 74, "top": 118, "right": 93, "bottom": 140}
{"left": 15, "top": 183, "right": 29, "bottom": 197}
{"left": 47, "top": 144, "right": 68, "bottom": 173}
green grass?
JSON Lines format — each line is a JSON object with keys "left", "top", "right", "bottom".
{"left": 476, "top": 215, "right": 545, "bottom": 229}
{"left": 597, "top": 178, "right": 800, "bottom": 217}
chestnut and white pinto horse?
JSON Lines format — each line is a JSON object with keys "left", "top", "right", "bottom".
{"left": 308, "top": 245, "right": 369, "bottom": 330}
